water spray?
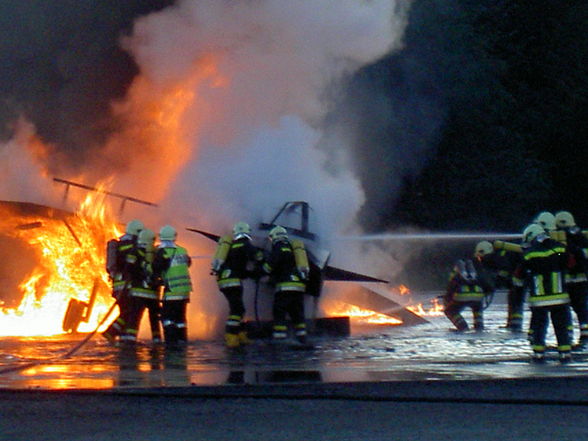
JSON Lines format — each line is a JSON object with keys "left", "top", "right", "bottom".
{"left": 339, "top": 233, "right": 522, "bottom": 241}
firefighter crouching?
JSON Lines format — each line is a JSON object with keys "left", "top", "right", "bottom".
{"left": 212, "top": 222, "right": 261, "bottom": 348}
{"left": 153, "top": 225, "right": 193, "bottom": 346}
{"left": 444, "top": 258, "right": 494, "bottom": 332}
{"left": 554, "top": 211, "right": 588, "bottom": 347}
{"left": 121, "top": 228, "right": 162, "bottom": 344}
{"left": 513, "top": 223, "right": 573, "bottom": 363}
{"left": 103, "top": 219, "right": 143, "bottom": 344}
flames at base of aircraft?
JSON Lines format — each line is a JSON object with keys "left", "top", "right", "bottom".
{"left": 0, "top": 197, "right": 120, "bottom": 337}
{"left": 0, "top": 197, "right": 445, "bottom": 338}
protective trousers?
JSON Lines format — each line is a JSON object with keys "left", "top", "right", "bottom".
{"left": 506, "top": 287, "right": 525, "bottom": 331}
{"left": 103, "top": 292, "right": 132, "bottom": 343}
{"left": 161, "top": 299, "right": 188, "bottom": 345}
{"left": 123, "top": 297, "right": 162, "bottom": 343}
{"left": 444, "top": 300, "right": 483, "bottom": 331}
{"left": 272, "top": 291, "right": 306, "bottom": 342}
{"left": 528, "top": 304, "right": 572, "bottom": 358}
{"left": 567, "top": 282, "right": 588, "bottom": 344}
{"left": 221, "top": 286, "right": 246, "bottom": 335}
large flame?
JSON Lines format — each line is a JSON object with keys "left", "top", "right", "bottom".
{"left": 0, "top": 189, "right": 121, "bottom": 336}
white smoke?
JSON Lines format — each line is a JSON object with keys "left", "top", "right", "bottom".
{"left": 126, "top": 0, "right": 410, "bottom": 239}
{"left": 0, "top": 120, "right": 61, "bottom": 207}
{"left": 122, "top": 0, "right": 412, "bottom": 336}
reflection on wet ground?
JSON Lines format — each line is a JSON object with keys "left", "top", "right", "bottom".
{"left": 2, "top": 304, "right": 588, "bottom": 390}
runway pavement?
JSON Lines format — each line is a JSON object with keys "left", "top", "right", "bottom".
{"left": 1, "top": 301, "right": 588, "bottom": 440}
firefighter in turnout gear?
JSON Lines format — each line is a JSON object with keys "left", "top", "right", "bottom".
{"left": 212, "top": 222, "right": 261, "bottom": 348}
{"left": 554, "top": 211, "right": 588, "bottom": 347}
{"left": 123, "top": 228, "right": 163, "bottom": 344}
{"left": 475, "top": 241, "right": 524, "bottom": 331}
{"left": 102, "top": 219, "right": 143, "bottom": 345}
{"left": 444, "top": 258, "right": 494, "bottom": 332}
{"left": 262, "top": 226, "right": 310, "bottom": 343}
{"left": 513, "top": 223, "right": 573, "bottom": 363}
{"left": 153, "top": 225, "right": 192, "bottom": 346}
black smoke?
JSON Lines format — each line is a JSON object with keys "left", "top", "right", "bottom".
{"left": 0, "top": 0, "right": 175, "bottom": 174}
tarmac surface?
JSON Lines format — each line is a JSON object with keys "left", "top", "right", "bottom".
{"left": 2, "top": 301, "right": 588, "bottom": 440}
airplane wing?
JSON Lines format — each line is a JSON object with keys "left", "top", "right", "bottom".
{"left": 186, "top": 226, "right": 388, "bottom": 284}
{"left": 186, "top": 228, "right": 220, "bottom": 242}
{"left": 323, "top": 265, "right": 388, "bottom": 283}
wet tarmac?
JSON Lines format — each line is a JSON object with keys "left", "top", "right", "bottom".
{"left": 2, "top": 300, "right": 588, "bottom": 390}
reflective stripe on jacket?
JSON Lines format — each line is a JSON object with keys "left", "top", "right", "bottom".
{"left": 519, "top": 240, "right": 571, "bottom": 307}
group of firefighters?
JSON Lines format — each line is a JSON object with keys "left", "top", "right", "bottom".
{"left": 443, "top": 210, "right": 588, "bottom": 364}
{"left": 104, "top": 209, "right": 588, "bottom": 363}
{"left": 102, "top": 220, "right": 310, "bottom": 349}
{"left": 102, "top": 221, "right": 193, "bottom": 346}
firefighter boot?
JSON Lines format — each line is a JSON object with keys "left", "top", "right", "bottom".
{"left": 577, "top": 324, "right": 588, "bottom": 349}
{"left": 101, "top": 330, "right": 117, "bottom": 345}
{"left": 294, "top": 323, "right": 308, "bottom": 344}
{"left": 559, "top": 352, "right": 572, "bottom": 364}
{"left": 238, "top": 331, "right": 252, "bottom": 345}
{"left": 531, "top": 352, "right": 546, "bottom": 364}
{"left": 447, "top": 313, "right": 469, "bottom": 332}
{"left": 225, "top": 332, "right": 240, "bottom": 348}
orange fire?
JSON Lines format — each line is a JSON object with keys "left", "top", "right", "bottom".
{"left": 0, "top": 191, "right": 121, "bottom": 336}
{"left": 328, "top": 301, "right": 402, "bottom": 326}
{"left": 407, "top": 297, "right": 444, "bottom": 317}
{"left": 397, "top": 284, "right": 410, "bottom": 295}
{"left": 393, "top": 284, "right": 445, "bottom": 317}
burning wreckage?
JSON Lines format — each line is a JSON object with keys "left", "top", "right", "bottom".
{"left": 0, "top": 189, "right": 432, "bottom": 340}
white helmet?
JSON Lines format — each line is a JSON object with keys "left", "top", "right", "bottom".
{"left": 555, "top": 211, "right": 575, "bottom": 229}
{"left": 269, "top": 225, "right": 288, "bottom": 241}
{"left": 125, "top": 219, "right": 144, "bottom": 236}
{"left": 523, "top": 223, "right": 545, "bottom": 243}
{"left": 233, "top": 221, "right": 251, "bottom": 240}
{"left": 474, "top": 241, "right": 493, "bottom": 258}
{"left": 159, "top": 225, "right": 177, "bottom": 241}
{"left": 534, "top": 211, "right": 555, "bottom": 232}
{"left": 137, "top": 228, "right": 155, "bottom": 248}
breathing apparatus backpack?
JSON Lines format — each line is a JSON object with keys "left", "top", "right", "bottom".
{"left": 291, "top": 239, "right": 310, "bottom": 278}
{"left": 211, "top": 234, "right": 233, "bottom": 274}
{"left": 105, "top": 238, "right": 120, "bottom": 278}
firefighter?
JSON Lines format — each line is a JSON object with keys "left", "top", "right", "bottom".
{"left": 262, "top": 225, "right": 310, "bottom": 343}
{"left": 102, "top": 219, "right": 143, "bottom": 344}
{"left": 122, "top": 228, "right": 163, "bottom": 344}
{"left": 475, "top": 241, "right": 524, "bottom": 331}
{"left": 513, "top": 223, "right": 573, "bottom": 363}
{"left": 212, "top": 222, "right": 261, "bottom": 348}
{"left": 443, "top": 257, "right": 493, "bottom": 332}
{"left": 153, "top": 225, "right": 192, "bottom": 346}
{"left": 554, "top": 211, "right": 588, "bottom": 347}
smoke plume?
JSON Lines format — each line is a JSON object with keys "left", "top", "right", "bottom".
{"left": 1, "top": 1, "right": 415, "bottom": 337}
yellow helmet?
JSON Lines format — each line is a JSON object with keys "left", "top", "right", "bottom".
{"left": 269, "top": 225, "right": 288, "bottom": 241}
{"left": 125, "top": 219, "right": 144, "bottom": 236}
{"left": 137, "top": 228, "right": 155, "bottom": 248}
{"left": 232, "top": 221, "right": 251, "bottom": 240}
{"left": 474, "top": 241, "right": 493, "bottom": 258}
{"left": 533, "top": 211, "right": 555, "bottom": 232}
{"left": 159, "top": 225, "right": 177, "bottom": 241}
{"left": 554, "top": 211, "right": 575, "bottom": 229}
{"left": 523, "top": 223, "right": 545, "bottom": 243}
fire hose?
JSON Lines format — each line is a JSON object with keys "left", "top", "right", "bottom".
{"left": 0, "top": 301, "right": 118, "bottom": 375}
